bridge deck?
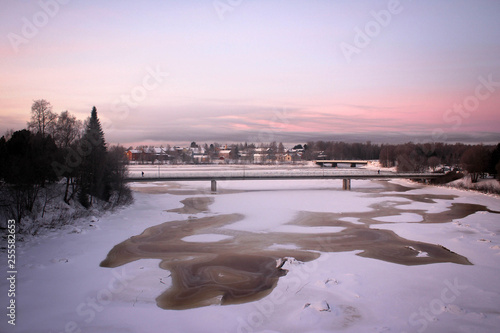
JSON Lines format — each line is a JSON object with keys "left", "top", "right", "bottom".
{"left": 126, "top": 170, "right": 443, "bottom": 182}
{"left": 315, "top": 160, "right": 369, "bottom": 164}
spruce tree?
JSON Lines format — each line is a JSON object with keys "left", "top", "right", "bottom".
{"left": 78, "top": 106, "right": 109, "bottom": 207}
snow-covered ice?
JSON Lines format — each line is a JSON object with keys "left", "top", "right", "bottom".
{"left": 181, "top": 234, "right": 233, "bottom": 243}
{"left": 2, "top": 177, "right": 500, "bottom": 333}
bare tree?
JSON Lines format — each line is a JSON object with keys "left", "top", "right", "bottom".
{"left": 27, "top": 99, "right": 57, "bottom": 138}
{"left": 53, "top": 110, "right": 83, "bottom": 149}
{"left": 3, "top": 129, "right": 14, "bottom": 141}
{"left": 267, "top": 141, "right": 278, "bottom": 163}
{"left": 278, "top": 142, "right": 285, "bottom": 161}
{"left": 229, "top": 144, "right": 240, "bottom": 162}
{"left": 51, "top": 111, "right": 83, "bottom": 204}
{"left": 106, "top": 145, "right": 132, "bottom": 207}
{"left": 428, "top": 156, "right": 441, "bottom": 172}
{"left": 461, "top": 146, "right": 490, "bottom": 183}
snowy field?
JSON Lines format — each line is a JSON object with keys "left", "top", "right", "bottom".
{"left": 2, "top": 177, "right": 500, "bottom": 333}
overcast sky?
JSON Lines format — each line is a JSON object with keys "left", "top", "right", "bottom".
{"left": 1, "top": 0, "right": 500, "bottom": 146}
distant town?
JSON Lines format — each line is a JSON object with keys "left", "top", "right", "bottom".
{"left": 124, "top": 140, "right": 500, "bottom": 174}
{"left": 125, "top": 142, "right": 304, "bottom": 164}
{"left": 125, "top": 141, "right": 380, "bottom": 165}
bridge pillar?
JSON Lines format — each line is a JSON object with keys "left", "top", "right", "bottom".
{"left": 342, "top": 178, "right": 351, "bottom": 190}
{"left": 332, "top": 162, "right": 337, "bottom": 167}
{"left": 350, "top": 163, "right": 356, "bottom": 168}
{"left": 211, "top": 179, "right": 217, "bottom": 192}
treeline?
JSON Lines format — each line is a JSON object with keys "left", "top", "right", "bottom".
{"left": 295, "top": 140, "right": 500, "bottom": 183}
{"left": 0, "top": 100, "right": 131, "bottom": 234}
{"left": 379, "top": 142, "right": 500, "bottom": 181}
{"left": 131, "top": 139, "right": 500, "bottom": 183}
{"left": 301, "top": 141, "right": 380, "bottom": 160}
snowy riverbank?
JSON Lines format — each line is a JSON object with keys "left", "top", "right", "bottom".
{"left": 446, "top": 176, "right": 500, "bottom": 196}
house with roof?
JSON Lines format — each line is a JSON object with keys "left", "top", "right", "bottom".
{"left": 218, "top": 149, "right": 232, "bottom": 160}
{"left": 125, "top": 149, "right": 144, "bottom": 162}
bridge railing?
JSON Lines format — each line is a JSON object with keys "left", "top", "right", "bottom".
{"left": 131, "top": 169, "right": 364, "bottom": 178}
{"left": 127, "top": 169, "right": 443, "bottom": 180}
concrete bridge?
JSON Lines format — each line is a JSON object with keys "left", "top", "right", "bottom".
{"left": 315, "top": 160, "right": 369, "bottom": 167}
{"left": 126, "top": 169, "right": 445, "bottom": 191}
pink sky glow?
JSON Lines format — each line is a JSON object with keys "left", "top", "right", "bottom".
{"left": 1, "top": 0, "right": 499, "bottom": 146}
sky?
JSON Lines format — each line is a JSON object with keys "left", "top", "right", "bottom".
{"left": 1, "top": 0, "right": 500, "bottom": 147}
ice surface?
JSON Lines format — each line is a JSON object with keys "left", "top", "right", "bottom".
{"left": 270, "top": 225, "right": 346, "bottom": 234}
{"left": 181, "top": 234, "right": 233, "bottom": 242}
{"left": 2, "top": 176, "right": 500, "bottom": 333}
{"left": 372, "top": 212, "right": 424, "bottom": 223}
